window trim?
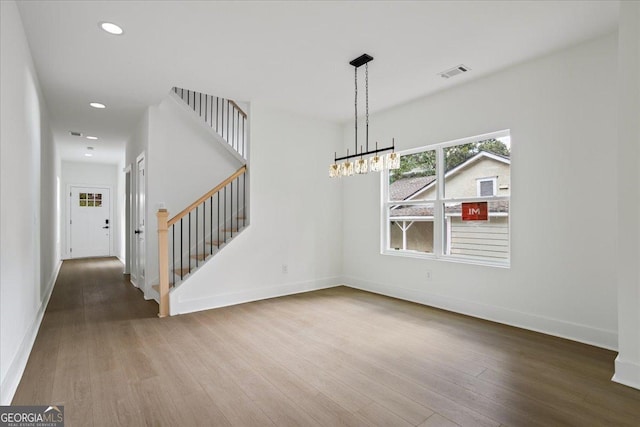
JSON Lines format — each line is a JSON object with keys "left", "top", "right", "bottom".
{"left": 381, "top": 129, "right": 511, "bottom": 268}
{"left": 477, "top": 177, "right": 497, "bottom": 197}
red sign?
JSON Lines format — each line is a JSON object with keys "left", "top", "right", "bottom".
{"left": 461, "top": 202, "right": 488, "bottom": 221}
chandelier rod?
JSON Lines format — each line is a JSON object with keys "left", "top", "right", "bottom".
{"left": 366, "top": 62, "right": 369, "bottom": 153}
{"left": 335, "top": 139, "right": 395, "bottom": 162}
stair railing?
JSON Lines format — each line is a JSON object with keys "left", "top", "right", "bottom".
{"left": 157, "top": 165, "right": 248, "bottom": 317}
{"left": 172, "top": 87, "right": 247, "bottom": 159}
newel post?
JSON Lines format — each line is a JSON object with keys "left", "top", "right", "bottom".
{"left": 157, "top": 209, "right": 170, "bottom": 318}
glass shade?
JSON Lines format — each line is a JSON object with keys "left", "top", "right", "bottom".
{"left": 355, "top": 158, "right": 368, "bottom": 174}
{"left": 341, "top": 161, "right": 354, "bottom": 176}
{"left": 386, "top": 152, "right": 401, "bottom": 170}
{"left": 329, "top": 163, "right": 341, "bottom": 178}
{"left": 369, "top": 155, "right": 384, "bottom": 172}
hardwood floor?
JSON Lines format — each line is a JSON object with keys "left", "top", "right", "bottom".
{"left": 12, "top": 258, "right": 640, "bottom": 426}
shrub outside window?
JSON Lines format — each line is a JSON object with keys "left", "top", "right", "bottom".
{"left": 383, "top": 130, "right": 511, "bottom": 267}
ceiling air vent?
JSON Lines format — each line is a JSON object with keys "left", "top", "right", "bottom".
{"left": 69, "top": 131, "right": 83, "bottom": 137}
{"left": 439, "top": 64, "right": 470, "bottom": 79}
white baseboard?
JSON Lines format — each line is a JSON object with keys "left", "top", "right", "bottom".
{"left": 612, "top": 356, "right": 640, "bottom": 390}
{"left": 170, "top": 276, "right": 342, "bottom": 316}
{"left": 343, "top": 276, "right": 618, "bottom": 351}
{"left": 0, "top": 260, "right": 62, "bottom": 405}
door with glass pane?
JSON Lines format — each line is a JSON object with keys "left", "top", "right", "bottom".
{"left": 70, "top": 186, "right": 110, "bottom": 258}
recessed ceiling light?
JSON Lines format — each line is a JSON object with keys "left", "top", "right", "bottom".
{"left": 84, "top": 153, "right": 93, "bottom": 157}
{"left": 99, "top": 21, "right": 124, "bottom": 35}
{"left": 86, "top": 136, "right": 98, "bottom": 140}
{"left": 89, "top": 102, "right": 106, "bottom": 109}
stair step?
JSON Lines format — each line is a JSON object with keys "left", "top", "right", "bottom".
{"left": 223, "top": 228, "right": 238, "bottom": 232}
{"left": 152, "top": 283, "right": 174, "bottom": 293}
{"left": 206, "top": 240, "right": 223, "bottom": 246}
{"left": 172, "top": 267, "right": 192, "bottom": 276}
{"left": 190, "top": 253, "right": 209, "bottom": 261}
{"left": 236, "top": 216, "right": 246, "bottom": 220}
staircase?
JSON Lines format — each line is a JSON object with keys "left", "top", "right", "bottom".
{"left": 155, "top": 88, "right": 249, "bottom": 317}
{"left": 172, "top": 87, "right": 247, "bottom": 160}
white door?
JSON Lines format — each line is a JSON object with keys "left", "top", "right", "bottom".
{"left": 135, "top": 156, "right": 146, "bottom": 285}
{"left": 70, "top": 186, "right": 110, "bottom": 258}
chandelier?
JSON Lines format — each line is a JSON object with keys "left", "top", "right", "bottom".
{"left": 329, "top": 54, "right": 400, "bottom": 178}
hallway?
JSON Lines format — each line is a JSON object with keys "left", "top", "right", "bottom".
{"left": 12, "top": 258, "right": 640, "bottom": 427}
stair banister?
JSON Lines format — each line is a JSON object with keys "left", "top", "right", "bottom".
{"left": 167, "top": 165, "right": 247, "bottom": 227}
{"left": 156, "top": 165, "right": 248, "bottom": 317}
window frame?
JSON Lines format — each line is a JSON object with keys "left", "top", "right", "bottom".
{"left": 381, "top": 130, "right": 511, "bottom": 268}
{"left": 477, "top": 177, "right": 497, "bottom": 197}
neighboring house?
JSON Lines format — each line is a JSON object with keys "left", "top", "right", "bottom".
{"left": 389, "top": 151, "right": 510, "bottom": 259}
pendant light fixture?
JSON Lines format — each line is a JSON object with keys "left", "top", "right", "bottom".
{"left": 330, "top": 54, "right": 400, "bottom": 178}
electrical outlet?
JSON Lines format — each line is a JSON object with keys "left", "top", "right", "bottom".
{"left": 426, "top": 270, "right": 432, "bottom": 281}
{"left": 282, "top": 264, "right": 288, "bottom": 274}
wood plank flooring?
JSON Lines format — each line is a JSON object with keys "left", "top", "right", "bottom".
{"left": 12, "top": 257, "right": 640, "bottom": 426}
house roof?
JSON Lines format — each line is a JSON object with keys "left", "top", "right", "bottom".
{"left": 389, "top": 176, "right": 436, "bottom": 201}
{"left": 390, "top": 151, "right": 510, "bottom": 202}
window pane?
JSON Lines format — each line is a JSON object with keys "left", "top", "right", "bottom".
{"left": 444, "top": 138, "right": 510, "bottom": 199}
{"left": 479, "top": 179, "right": 495, "bottom": 197}
{"left": 388, "top": 150, "right": 436, "bottom": 201}
{"left": 443, "top": 200, "right": 509, "bottom": 262}
{"left": 388, "top": 204, "right": 434, "bottom": 253}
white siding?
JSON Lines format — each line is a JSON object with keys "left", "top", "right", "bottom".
{"left": 449, "top": 217, "right": 509, "bottom": 260}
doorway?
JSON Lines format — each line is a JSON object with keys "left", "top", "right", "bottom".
{"left": 134, "top": 154, "right": 146, "bottom": 288}
{"left": 124, "top": 166, "right": 132, "bottom": 275}
{"left": 68, "top": 185, "right": 111, "bottom": 258}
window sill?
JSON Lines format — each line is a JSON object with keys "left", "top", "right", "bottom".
{"left": 381, "top": 249, "right": 510, "bottom": 269}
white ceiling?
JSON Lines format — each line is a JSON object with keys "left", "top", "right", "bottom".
{"left": 16, "top": 0, "right": 619, "bottom": 165}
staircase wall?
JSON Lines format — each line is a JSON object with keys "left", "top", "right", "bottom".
{"left": 126, "top": 92, "right": 243, "bottom": 297}
{"left": 170, "top": 103, "right": 343, "bottom": 315}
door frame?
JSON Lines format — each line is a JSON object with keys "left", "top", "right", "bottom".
{"left": 131, "top": 152, "right": 146, "bottom": 289}
{"left": 124, "top": 164, "right": 132, "bottom": 275}
{"left": 65, "top": 183, "right": 113, "bottom": 259}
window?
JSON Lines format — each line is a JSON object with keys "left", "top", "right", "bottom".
{"left": 477, "top": 178, "right": 497, "bottom": 197}
{"left": 383, "top": 130, "right": 511, "bottom": 266}
{"left": 79, "top": 192, "right": 103, "bottom": 207}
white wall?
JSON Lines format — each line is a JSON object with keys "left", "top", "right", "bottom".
{"left": 614, "top": 1, "right": 640, "bottom": 389}
{"left": 0, "top": 0, "right": 60, "bottom": 405}
{"left": 170, "top": 103, "right": 344, "bottom": 314}
{"left": 342, "top": 34, "right": 619, "bottom": 349}
{"left": 60, "top": 161, "right": 120, "bottom": 259}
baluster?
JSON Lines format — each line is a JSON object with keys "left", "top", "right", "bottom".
{"left": 180, "top": 218, "right": 183, "bottom": 280}
{"left": 172, "top": 224, "right": 175, "bottom": 287}
{"left": 195, "top": 206, "right": 198, "bottom": 267}
{"left": 230, "top": 181, "right": 234, "bottom": 238}
{"left": 226, "top": 100, "right": 230, "bottom": 144}
{"left": 210, "top": 196, "right": 213, "bottom": 255}
{"left": 236, "top": 176, "right": 239, "bottom": 231}
{"left": 202, "top": 200, "right": 205, "bottom": 259}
